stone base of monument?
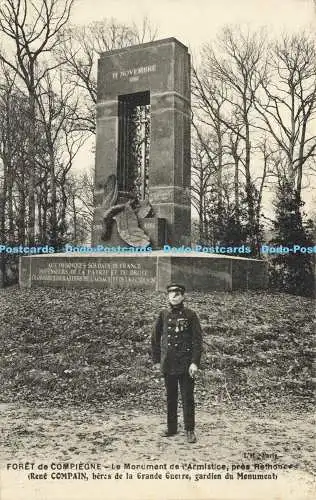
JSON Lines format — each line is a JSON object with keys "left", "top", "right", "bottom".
{"left": 19, "top": 251, "right": 268, "bottom": 291}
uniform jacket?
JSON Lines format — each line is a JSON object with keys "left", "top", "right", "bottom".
{"left": 152, "top": 303, "right": 203, "bottom": 374}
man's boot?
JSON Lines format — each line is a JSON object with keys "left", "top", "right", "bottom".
{"left": 186, "top": 430, "right": 197, "bottom": 443}
{"left": 161, "top": 429, "right": 177, "bottom": 437}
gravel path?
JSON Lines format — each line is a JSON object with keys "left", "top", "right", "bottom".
{"left": 1, "top": 403, "right": 314, "bottom": 499}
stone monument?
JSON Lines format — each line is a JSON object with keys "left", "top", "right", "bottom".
{"left": 19, "top": 38, "right": 267, "bottom": 291}
{"left": 92, "top": 38, "right": 191, "bottom": 249}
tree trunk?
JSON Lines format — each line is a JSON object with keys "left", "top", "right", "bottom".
{"left": 49, "top": 147, "right": 58, "bottom": 246}
{"left": 17, "top": 162, "right": 26, "bottom": 245}
{"left": 27, "top": 90, "right": 36, "bottom": 245}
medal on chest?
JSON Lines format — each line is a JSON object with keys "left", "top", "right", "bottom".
{"left": 176, "top": 318, "right": 189, "bottom": 333}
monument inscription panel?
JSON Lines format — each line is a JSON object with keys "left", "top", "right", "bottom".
{"left": 20, "top": 253, "right": 267, "bottom": 291}
{"left": 29, "top": 257, "right": 156, "bottom": 289}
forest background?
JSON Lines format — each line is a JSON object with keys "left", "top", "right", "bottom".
{"left": 0, "top": 0, "right": 315, "bottom": 295}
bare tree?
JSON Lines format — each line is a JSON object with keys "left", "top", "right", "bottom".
{"left": 63, "top": 169, "right": 94, "bottom": 244}
{"left": 191, "top": 135, "right": 214, "bottom": 242}
{"left": 192, "top": 79, "right": 229, "bottom": 211}
{"left": 193, "top": 26, "right": 268, "bottom": 252}
{"left": 0, "top": 65, "right": 31, "bottom": 245}
{"left": 56, "top": 18, "right": 157, "bottom": 134}
{"left": 0, "top": 0, "right": 75, "bottom": 244}
{"left": 0, "top": 66, "right": 32, "bottom": 286}
{"left": 255, "top": 31, "right": 316, "bottom": 198}
{"left": 35, "top": 69, "right": 87, "bottom": 245}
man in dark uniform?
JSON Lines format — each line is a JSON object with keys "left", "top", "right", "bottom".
{"left": 152, "top": 283, "right": 203, "bottom": 443}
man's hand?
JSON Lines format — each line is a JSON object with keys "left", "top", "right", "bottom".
{"left": 153, "top": 363, "right": 160, "bottom": 372}
{"left": 188, "top": 363, "right": 198, "bottom": 378}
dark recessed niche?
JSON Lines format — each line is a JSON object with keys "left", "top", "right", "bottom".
{"left": 117, "top": 91, "right": 150, "bottom": 201}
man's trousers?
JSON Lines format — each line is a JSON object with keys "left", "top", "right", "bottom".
{"left": 164, "top": 372, "right": 195, "bottom": 432}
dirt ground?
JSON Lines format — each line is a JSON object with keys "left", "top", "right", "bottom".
{"left": 1, "top": 402, "right": 315, "bottom": 500}
{"left": 0, "top": 287, "right": 315, "bottom": 498}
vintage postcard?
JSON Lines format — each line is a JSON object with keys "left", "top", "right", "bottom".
{"left": 0, "top": 0, "right": 315, "bottom": 499}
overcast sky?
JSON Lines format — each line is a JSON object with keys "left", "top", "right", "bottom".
{"left": 72, "top": 0, "right": 315, "bottom": 207}
{"left": 73, "top": 0, "right": 315, "bottom": 52}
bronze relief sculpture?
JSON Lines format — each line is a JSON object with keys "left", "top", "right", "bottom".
{"left": 101, "top": 174, "right": 152, "bottom": 247}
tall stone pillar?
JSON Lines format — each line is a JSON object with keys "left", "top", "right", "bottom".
{"left": 92, "top": 38, "right": 191, "bottom": 247}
